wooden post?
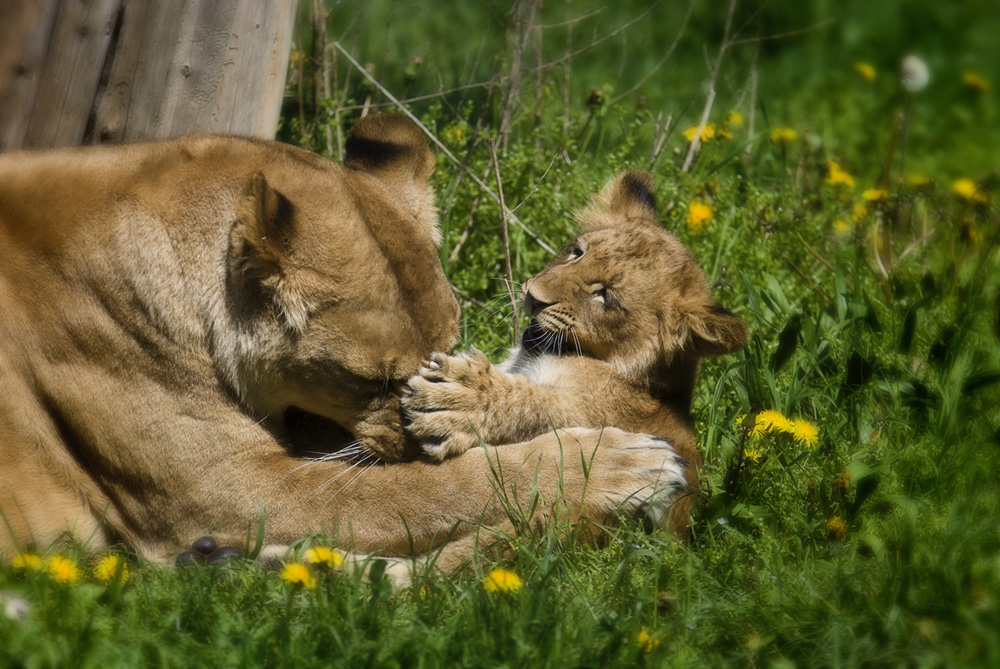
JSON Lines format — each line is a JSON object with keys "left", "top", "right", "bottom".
{"left": 0, "top": 0, "right": 296, "bottom": 151}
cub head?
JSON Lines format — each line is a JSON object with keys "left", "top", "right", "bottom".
{"left": 522, "top": 170, "right": 747, "bottom": 399}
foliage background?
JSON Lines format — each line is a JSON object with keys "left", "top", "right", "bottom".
{"left": 3, "top": 0, "right": 999, "bottom": 666}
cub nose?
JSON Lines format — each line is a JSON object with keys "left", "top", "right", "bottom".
{"left": 523, "top": 290, "right": 554, "bottom": 317}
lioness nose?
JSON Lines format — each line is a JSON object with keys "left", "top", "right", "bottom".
{"left": 523, "top": 290, "right": 553, "bottom": 316}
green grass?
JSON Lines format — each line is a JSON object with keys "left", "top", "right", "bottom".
{"left": 3, "top": 1, "right": 999, "bottom": 666}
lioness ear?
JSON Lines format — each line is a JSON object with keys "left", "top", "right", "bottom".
{"left": 684, "top": 302, "right": 749, "bottom": 357}
{"left": 230, "top": 173, "right": 309, "bottom": 330}
{"left": 581, "top": 170, "right": 657, "bottom": 230}
{"left": 344, "top": 114, "right": 439, "bottom": 241}
{"left": 231, "top": 172, "right": 286, "bottom": 274}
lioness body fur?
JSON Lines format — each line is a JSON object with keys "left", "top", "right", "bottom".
{"left": 404, "top": 171, "right": 748, "bottom": 534}
{"left": 0, "top": 118, "right": 684, "bottom": 565}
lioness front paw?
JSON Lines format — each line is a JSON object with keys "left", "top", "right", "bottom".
{"left": 554, "top": 428, "right": 689, "bottom": 527}
{"left": 402, "top": 349, "right": 494, "bottom": 460}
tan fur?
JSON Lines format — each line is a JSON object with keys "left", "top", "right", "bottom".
{"left": 0, "top": 120, "right": 683, "bottom": 567}
{"left": 404, "top": 171, "right": 748, "bottom": 535}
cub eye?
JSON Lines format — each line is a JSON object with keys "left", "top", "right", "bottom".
{"left": 590, "top": 285, "right": 607, "bottom": 303}
{"left": 563, "top": 241, "right": 587, "bottom": 262}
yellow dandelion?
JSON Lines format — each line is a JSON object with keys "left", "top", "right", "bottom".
{"left": 47, "top": 555, "right": 81, "bottom": 584}
{"left": 682, "top": 123, "right": 716, "bottom": 143}
{"left": 770, "top": 127, "right": 797, "bottom": 143}
{"left": 851, "top": 202, "right": 868, "bottom": 222}
{"left": 826, "top": 516, "right": 848, "bottom": 541}
{"left": 686, "top": 200, "right": 713, "bottom": 232}
{"left": 952, "top": 178, "right": 987, "bottom": 204}
{"left": 833, "top": 219, "right": 850, "bottom": 234}
{"left": 744, "top": 447, "right": 762, "bottom": 464}
{"left": 791, "top": 419, "right": 819, "bottom": 447}
{"left": 279, "top": 562, "right": 316, "bottom": 589}
{"left": 862, "top": 188, "right": 888, "bottom": 202}
{"left": 854, "top": 61, "right": 876, "bottom": 83}
{"left": 725, "top": 110, "right": 743, "bottom": 128}
{"left": 290, "top": 51, "right": 304, "bottom": 65}
{"left": 961, "top": 71, "right": 989, "bottom": 94}
{"left": 907, "top": 174, "right": 931, "bottom": 188}
{"left": 826, "top": 161, "right": 856, "bottom": 188}
{"left": 93, "top": 554, "right": 130, "bottom": 584}
{"left": 716, "top": 128, "right": 733, "bottom": 140}
{"left": 11, "top": 552, "right": 43, "bottom": 572}
{"left": 637, "top": 629, "right": 663, "bottom": 653}
{"left": 483, "top": 568, "right": 522, "bottom": 594}
{"left": 756, "top": 410, "right": 795, "bottom": 435}
{"left": 304, "top": 546, "right": 344, "bottom": 569}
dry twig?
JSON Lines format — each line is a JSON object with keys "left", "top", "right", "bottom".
{"left": 490, "top": 140, "right": 521, "bottom": 342}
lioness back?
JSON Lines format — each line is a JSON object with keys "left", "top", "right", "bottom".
{"left": 0, "top": 116, "right": 460, "bottom": 556}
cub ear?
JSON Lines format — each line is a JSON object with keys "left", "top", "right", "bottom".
{"left": 581, "top": 170, "right": 657, "bottom": 230}
{"left": 684, "top": 302, "right": 749, "bottom": 357}
{"left": 230, "top": 173, "right": 310, "bottom": 330}
{"left": 344, "top": 114, "right": 438, "bottom": 238}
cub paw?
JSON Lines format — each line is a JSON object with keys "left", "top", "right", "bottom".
{"left": 402, "top": 350, "right": 494, "bottom": 460}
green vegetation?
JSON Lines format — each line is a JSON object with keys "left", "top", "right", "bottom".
{"left": 3, "top": 1, "right": 998, "bottom": 666}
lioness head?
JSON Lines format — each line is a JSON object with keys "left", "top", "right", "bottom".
{"left": 215, "top": 115, "right": 459, "bottom": 444}
{"left": 522, "top": 171, "right": 747, "bottom": 395}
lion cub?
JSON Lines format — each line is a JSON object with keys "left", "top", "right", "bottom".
{"left": 403, "top": 171, "right": 747, "bottom": 533}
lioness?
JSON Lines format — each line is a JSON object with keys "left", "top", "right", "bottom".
{"left": 404, "top": 171, "right": 748, "bottom": 534}
{"left": 0, "top": 117, "right": 683, "bottom": 563}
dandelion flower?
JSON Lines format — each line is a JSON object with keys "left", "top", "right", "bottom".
{"left": 862, "top": 188, "right": 888, "bottom": 202}
{"left": 791, "top": 420, "right": 819, "bottom": 447}
{"left": 744, "top": 447, "right": 762, "bottom": 464}
{"left": 851, "top": 202, "right": 868, "bottom": 222}
{"left": 961, "top": 71, "right": 989, "bottom": 94}
{"left": 770, "top": 127, "right": 797, "bottom": 144}
{"left": 686, "top": 201, "right": 713, "bottom": 232}
{"left": 900, "top": 55, "right": 930, "bottom": 93}
{"left": 826, "top": 161, "right": 855, "bottom": 188}
{"left": 826, "top": 516, "right": 848, "bottom": 541}
{"left": 756, "top": 410, "right": 795, "bottom": 435}
{"left": 279, "top": 562, "right": 316, "bottom": 589}
{"left": 47, "top": 555, "right": 81, "bottom": 584}
{"left": 682, "top": 123, "right": 716, "bottom": 143}
{"left": 483, "top": 568, "right": 522, "bottom": 594}
{"left": 94, "top": 554, "right": 129, "bottom": 584}
{"left": 833, "top": 219, "right": 850, "bottom": 234}
{"left": 952, "top": 178, "right": 987, "bottom": 203}
{"left": 11, "top": 552, "right": 42, "bottom": 572}
{"left": 854, "top": 61, "right": 876, "bottom": 82}
{"left": 305, "top": 546, "right": 344, "bottom": 569}
{"left": 725, "top": 110, "right": 743, "bottom": 128}
{"left": 637, "top": 629, "right": 663, "bottom": 653}
{"left": 907, "top": 174, "right": 931, "bottom": 188}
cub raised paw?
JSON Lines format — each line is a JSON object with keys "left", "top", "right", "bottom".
{"left": 402, "top": 349, "right": 495, "bottom": 460}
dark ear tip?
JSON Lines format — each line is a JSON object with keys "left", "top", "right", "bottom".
{"left": 618, "top": 170, "right": 656, "bottom": 215}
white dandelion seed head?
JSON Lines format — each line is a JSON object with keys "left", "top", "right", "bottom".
{"left": 900, "top": 54, "right": 930, "bottom": 93}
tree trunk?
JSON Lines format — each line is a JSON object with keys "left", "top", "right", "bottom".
{"left": 0, "top": 0, "right": 296, "bottom": 151}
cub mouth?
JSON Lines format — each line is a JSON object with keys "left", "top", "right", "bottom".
{"left": 521, "top": 320, "right": 568, "bottom": 355}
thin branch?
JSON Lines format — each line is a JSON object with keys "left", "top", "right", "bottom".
{"left": 682, "top": 0, "right": 737, "bottom": 173}
{"left": 730, "top": 18, "right": 835, "bottom": 46}
{"left": 609, "top": 0, "right": 693, "bottom": 106}
{"left": 333, "top": 42, "right": 556, "bottom": 255}
{"left": 490, "top": 140, "right": 521, "bottom": 342}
